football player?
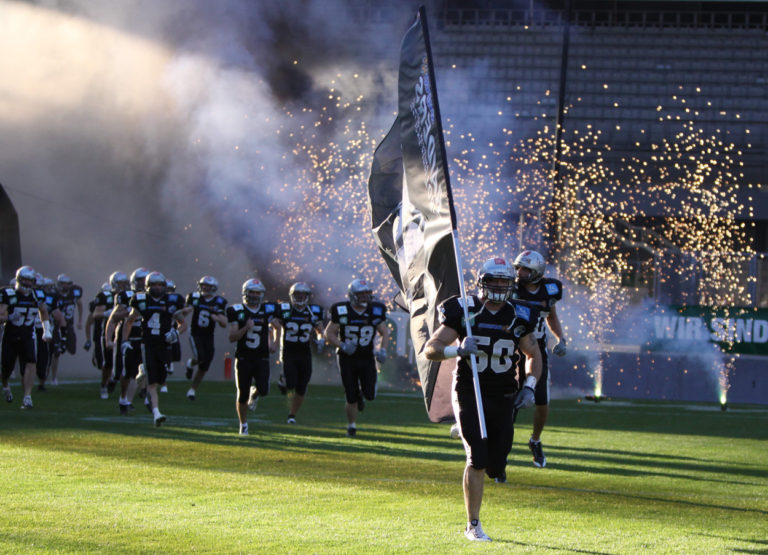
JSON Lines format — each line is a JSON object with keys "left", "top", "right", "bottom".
{"left": 105, "top": 267, "right": 148, "bottom": 415}
{"left": 183, "top": 276, "right": 228, "bottom": 401}
{"left": 227, "top": 278, "right": 279, "bottom": 436}
{"left": 324, "top": 278, "right": 389, "bottom": 437}
{"left": 425, "top": 257, "right": 542, "bottom": 542}
{"left": 48, "top": 273, "right": 83, "bottom": 385}
{"left": 512, "top": 250, "right": 567, "bottom": 469}
{"left": 34, "top": 273, "right": 66, "bottom": 392}
{"left": 88, "top": 273, "right": 128, "bottom": 400}
{"left": 121, "top": 271, "right": 186, "bottom": 426}
{"left": 0, "top": 266, "right": 54, "bottom": 409}
{"left": 272, "top": 282, "right": 325, "bottom": 424}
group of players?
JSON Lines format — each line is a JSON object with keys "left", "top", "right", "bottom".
{"left": 0, "top": 265, "right": 392, "bottom": 436}
{"left": 1, "top": 250, "right": 566, "bottom": 542}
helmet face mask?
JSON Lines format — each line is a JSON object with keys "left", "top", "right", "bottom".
{"left": 513, "top": 250, "right": 545, "bottom": 284}
{"left": 57, "top": 273, "right": 73, "bottom": 294}
{"left": 145, "top": 271, "right": 167, "bottom": 298}
{"left": 477, "top": 258, "right": 515, "bottom": 303}
{"left": 347, "top": 279, "right": 373, "bottom": 308}
{"left": 198, "top": 276, "right": 218, "bottom": 297}
{"left": 130, "top": 267, "right": 149, "bottom": 292}
{"left": 242, "top": 279, "right": 266, "bottom": 308}
{"left": 289, "top": 282, "right": 311, "bottom": 309}
{"left": 15, "top": 266, "right": 36, "bottom": 294}
{"left": 109, "top": 271, "right": 129, "bottom": 292}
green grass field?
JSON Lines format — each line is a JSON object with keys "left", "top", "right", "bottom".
{"left": 1, "top": 379, "right": 766, "bottom": 554}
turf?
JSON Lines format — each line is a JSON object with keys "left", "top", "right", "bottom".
{"left": 1, "top": 380, "right": 766, "bottom": 554}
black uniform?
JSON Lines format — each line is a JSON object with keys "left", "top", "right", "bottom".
{"left": 91, "top": 290, "right": 116, "bottom": 371}
{"left": 56, "top": 285, "right": 82, "bottom": 355}
{"left": 114, "top": 290, "right": 142, "bottom": 380}
{"left": 438, "top": 294, "right": 539, "bottom": 479}
{"left": 1, "top": 287, "right": 46, "bottom": 380}
{"left": 129, "top": 292, "right": 184, "bottom": 386}
{"left": 328, "top": 301, "right": 387, "bottom": 404}
{"left": 275, "top": 303, "right": 324, "bottom": 396}
{"left": 513, "top": 278, "right": 563, "bottom": 406}
{"left": 185, "top": 292, "right": 227, "bottom": 373}
{"left": 226, "top": 302, "right": 277, "bottom": 403}
{"left": 34, "top": 289, "right": 60, "bottom": 382}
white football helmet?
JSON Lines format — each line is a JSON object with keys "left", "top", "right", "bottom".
{"left": 57, "top": 273, "right": 73, "bottom": 293}
{"left": 513, "top": 250, "right": 545, "bottom": 284}
{"left": 289, "top": 282, "right": 311, "bottom": 310}
{"left": 130, "top": 267, "right": 149, "bottom": 291}
{"left": 15, "top": 266, "right": 36, "bottom": 294}
{"left": 242, "top": 278, "right": 266, "bottom": 307}
{"left": 477, "top": 257, "right": 515, "bottom": 303}
{"left": 145, "top": 271, "right": 167, "bottom": 297}
{"left": 109, "top": 271, "right": 129, "bottom": 292}
{"left": 101, "top": 282, "right": 111, "bottom": 293}
{"left": 198, "top": 275, "right": 219, "bottom": 295}
{"left": 347, "top": 278, "right": 373, "bottom": 308}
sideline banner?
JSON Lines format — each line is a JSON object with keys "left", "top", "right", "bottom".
{"left": 649, "top": 306, "right": 768, "bottom": 355}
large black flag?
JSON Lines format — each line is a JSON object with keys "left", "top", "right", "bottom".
{"left": 368, "top": 7, "right": 460, "bottom": 423}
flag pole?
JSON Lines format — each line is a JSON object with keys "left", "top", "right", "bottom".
{"left": 451, "top": 232, "right": 488, "bottom": 439}
{"left": 417, "top": 5, "right": 488, "bottom": 439}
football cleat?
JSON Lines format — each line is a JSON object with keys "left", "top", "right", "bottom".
{"left": 3, "top": 388, "right": 12, "bottom": 403}
{"left": 247, "top": 386, "right": 258, "bottom": 411}
{"left": 465, "top": 520, "right": 491, "bottom": 542}
{"left": 185, "top": 359, "right": 194, "bottom": 380}
{"left": 529, "top": 438, "right": 547, "bottom": 468}
{"left": 287, "top": 415, "right": 296, "bottom": 424}
{"left": 153, "top": 413, "right": 166, "bottom": 427}
{"left": 100, "top": 387, "right": 108, "bottom": 400}
{"left": 346, "top": 425, "right": 357, "bottom": 437}
{"left": 186, "top": 388, "right": 195, "bottom": 401}
{"left": 20, "top": 396, "right": 33, "bottom": 410}
{"left": 119, "top": 403, "right": 128, "bottom": 416}
{"left": 494, "top": 471, "right": 507, "bottom": 484}
{"left": 159, "top": 385, "right": 168, "bottom": 393}
{"left": 239, "top": 424, "right": 249, "bottom": 436}
{"left": 449, "top": 423, "right": 461, "bottom": 439}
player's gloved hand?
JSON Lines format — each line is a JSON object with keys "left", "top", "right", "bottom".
{"left": 120, "top": 341, "right": 132, "bottom": 355}
{"left": 513, "top": 386, "right": 535, "bottom": 409}
{"left": 314, "top": 338, "right": 325, "bottom": 351}
{"left": 83, "top": 339, "right": 92, "bottom": 351}
{"left": 164, "top": 329, "right": 179, "bottom": 344}
{"left": 553, "top": 339, "right": 567, "bottom": 357}
{"left": 340, "top": 341, "right": 357, "bottom": 355}
{"left": 457, "top": 336, "right": 481, "bottom": 358}
{"left": 374, "top": 349, "right": 386, "bottom": 363}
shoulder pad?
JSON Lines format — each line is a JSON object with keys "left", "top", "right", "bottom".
{"left": 191, "top": 292, "right": 201, "bottom": 299}
{"left": 514, "top": 303, "right": 532, "bottom": 322}
{"left": 135, "top": 292, "right": 146, "bottom": 300}
{"left": 4, "top": 288, "right": 14, "bottom": 296}
{"left": 335, "top": 303, "right": 348, "bottom": 316}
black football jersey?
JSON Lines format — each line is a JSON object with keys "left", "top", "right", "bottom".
{"left": 185, "top": 292, "right": 228, "bottom": 336}
{"left": 329, "top": 301, "right": 387, "bottom": 358}
{"left": 36, "top": 289, "right": 60, "bottom": 330}
{"left": 275, "top": 303, "right": 324, "bottom": 358}
{"left": 226, "top": 302, "right": 278, "bottom": 359}
{"left": 512, "top": 278, "right": 563, "bottom": 341}
{"left": 1, "top": 287, "right": 45, "bottom": 335}
{"left": 129, "top": 292, "right": 184, "bottom": 345}
{"left": 58, "top": 285, "right": 83, "bottom": 322}
{"left": 94, "top": 290, "right": 116, "bottom": 319}
{"left": 117, "top": 290, "right": 142, "bottom": 339}
{"left": 438, "top": 294, "right": 539, "bottom": 395}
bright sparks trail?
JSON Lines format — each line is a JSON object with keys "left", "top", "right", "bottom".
{"left": 246, "top": 73, "right": 757, "bottom": 400}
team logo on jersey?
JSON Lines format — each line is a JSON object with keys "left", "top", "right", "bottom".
{"left": 139, "top": 302, "right": 146, "bottom": 311}
{"left": 513, "top": 325, "right": 527, "bottom": 338}
{"left": 545, "top": 283, "right": 560, "bottom": 296}
{"left": 339, "top": 317, "right": 348, "bottom": 325}
{"left": 514, "top": 304, "right": 531, "bottom": 321}
{"left": 337, "top": 305, "right": 348, "bottom": 316}
{"left": 372, "top": 306, "right": 383, "bottom": 316}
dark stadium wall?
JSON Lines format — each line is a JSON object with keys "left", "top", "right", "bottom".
{"left": 0, "top": 183, "right": 22, "bottom": 285}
